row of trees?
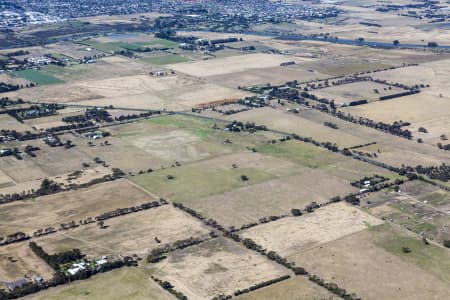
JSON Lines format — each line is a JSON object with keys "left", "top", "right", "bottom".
{"left": 147, "top": 234, "right": 215, "bottom": 263}
{"left": 96, "top": 200, "right": 167, "bottom": 221}
{"left": 232, "top": 275, "right": 291, "bottom": 297}
{"left": 0, "top": 232, "right": 30, "bottom": 247}
{"left": 151, "top": 276, "right": 187, "bottom": 300}
{"left": 29, "top": 242, "right": 83, "bottom": 270}
{"left": 309, "top": 274, "right": 361, "bottom": 300}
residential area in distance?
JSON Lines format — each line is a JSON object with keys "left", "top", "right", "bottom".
{"left": 0, "top": 0, "right": 449, "bottom": 299}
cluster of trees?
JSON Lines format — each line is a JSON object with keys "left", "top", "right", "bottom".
{"left": 0, "top": 256, "right": 137, "bottom": 299}
{"left": 63, "top": 108, "right": 113, "bottom": 123}
{"left": 0, "top": 232, "right": 30, "bottom": 247}
{"left": 267, "top": 86, "right": 299, "bottom": 102}
{"left": 233, "top": 275, "right": 291, "bottom": 297}
{"left": 225, "top": 121, "right": 267, "bottom": 133}
{"left": 0, "top": 178, "right": 62, "bottom": 205}
{"left": 403, "top": 164, "right": 450, "bottom": 182}
{"left": 0, "top": 97, "right": 25, "bottom": 108}
{"left": 29, "top": 242, "right": 84, "bottom": 270}
{"left": 151, "top": 276, "right": 187, "bottom": 300}
{"left": 309, "top": 274, "right": 361, "bottom": 300}
{"left": 24, "top": 145, "right": 40, "bottom": 157}
{"left": 437, "top": 143, "right": 450, "bottom": 151}
{"left": 8, "top": 104, "right": 62, "bottom": 121}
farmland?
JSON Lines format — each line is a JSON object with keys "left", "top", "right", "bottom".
{"left": 13, "top": 70, "right": 65, "bottom": 85}
{"left": 0, "top": 1, "right": 450, "bottom": 299}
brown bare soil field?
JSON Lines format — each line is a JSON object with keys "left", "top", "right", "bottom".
{"left": 0, "top": 179, "right": 154, "bottom": 236}
{"left": 342, "top": 93, "right": 450, "bottom": 146}
{"left": 236, "top": 276, "right": 336, "bottom": 300}
{"left": 168, "top": 53, "right": 311, "bottom": 77}
{"left": 69, "top": 74, "right": 250, "bottom": 110}
{"left": 0, "top": 136, "right": 97, "bottom": 183}
{"left": 149, "top": 237, "right": 291, "bottom": 300}
{"left": 181, "top": 169, "right": 357, "bottom": 228}
{"left": 225, "top": 107, "right": 369, "bottom": 147}
{"left": 297, "top": 109, "right": 450, "bottom": 167}
{"left": 115, "top": 123, "right": 232, "bottom": 164}
{"left": 0, "top": 114, "right": 33, "bottom": 131}
{"left": 0, "top": 242, "right": 54, "bottom": 282}
{"left": 290, "top": 224, "right": 450, "bottom": 300}
{"left": 241, "top": 202, "right": 383, "bottom": 255}
{"left": 38, "top": 205, "right": 211, "bottom": 257}
{"left": 45, "top": 42, "right": 106, "bottom": 60}
{"left": 207, "top": 65, "right": 328, "bottom": 88}
{"left": 178, "top": 31, "right": 274, "bottom": 42}
{"left": 23, "top": 267, "right": 173, "bottom": 300}
{"left": 312, "top": 81, "right": 404, "bottom": 104}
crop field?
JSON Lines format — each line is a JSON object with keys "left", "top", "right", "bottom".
{"left": 24, "top": 268, "right": 172, "bottom": 300}
{"left": 69, "top": 74, "right": 251, "bottom": 110}
{"left": 131, "top": 152, "right": 279, "bottom": 203}
{"left": 225, "top": 107, "right": 370, "bottom": 147}
{"left": 149, "top": 237, "right": 291, "bottom": 300}
{"left": 184, "top": 171, "right": 357, "bottom": 228}
{"left": 111, "top": 120, "right": 233, "bottom": 165}
{"left": 207, "top": 65, "right": 328, "bottom": 88}
{"left": 168, "top": 53, "right": 310, "bottom": 77}
{"left": 295, "top": 108, "right": 450, "bottom": 167}
{"left": 311, "top": 81, "right": 405, "bottom": 104}
{"left": 235, "top": 276, "right": 335, "bottom": 300}
{"left": 342, "top": 93, "right": 450, "bottom": 145}
{"left": 141, "top": 54, "right": 189, "bottom": 65}
{"left": 38, "top": 205, "right": 211, "bottom": 257}
{"left": 289, "top": 224, "right": 450, "bottom": 300}
{"left": 0, "top": 114, "right": 33, "bottom": 131}
{"left": 0, "top": 179, "right": 153, "bottom": 236}
{"left": 13, "top": 69, "right": 65, "bottom": 85}
{"left": 78, "top": 38, "right": 179, "bottom": 54}
{"left": 0, "top": 135, "right": 102, "bottom": 183}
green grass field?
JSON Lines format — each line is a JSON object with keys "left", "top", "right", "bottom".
{"left": 27, "top": 268, "right": 172, "bottom": 300}
{"left": 14, "top": 69, "right": 65, "bottom": 85}
{"left": 372, "top": 224, "right": 450, "bottom": 283}
{"left": 141, "top": 54, "right": 189, "bottom": 65}
{"left": 80, "top": 38, "right": 179, "bottom": 53}
{"left": 131, "top": 164, "right": 275, "bottom": 202}
{"left": 256, "top": 140, "right": 338, "bottom": 169}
